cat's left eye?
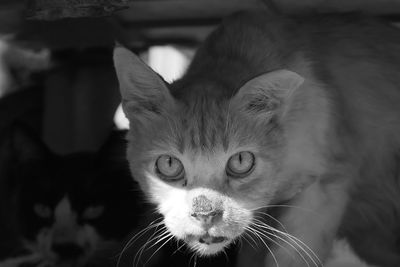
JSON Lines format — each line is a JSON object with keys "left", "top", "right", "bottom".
{"left": 83, "top": 206, "right": 104, "bottom": 220}
{"left": 33, "top": 203, "right": 52, "bottom": 218}
{"left": 226, "top": 151, "right": 255, "bottom": 178}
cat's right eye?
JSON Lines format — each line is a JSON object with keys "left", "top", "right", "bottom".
{"left": 33, "top": 203, "right": 52, "bottom": 218}
{"left": 155, "top": 155, "right": 185, "bottom": 181}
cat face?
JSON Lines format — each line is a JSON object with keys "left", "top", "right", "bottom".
{"left": 5, "top": 126, "right": 143, "bottom": 266}
{"left": 113, "top": 47, "right": 325, "bottom": 255}
{"left": 123, "top": 106, "right": 283, "bottom": 255}
{"left": 19, "top": 194, "right": 104, "bottom": 266}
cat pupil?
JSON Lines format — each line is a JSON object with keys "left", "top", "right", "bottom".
{"left": 167, "top": 156, "right": 172, "bottom": 168}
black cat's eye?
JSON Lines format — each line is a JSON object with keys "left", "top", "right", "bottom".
{"left": 83, "top": 205, "right": 104, "bottom": 220}
{"left": 155, "top": 155, "right": 185, "bottom": 181}
{"left": 33, "top": 203, "right": 52, "bottom": 218}
{"left": 226, "top": 151, "right": 255, "bottom": 178}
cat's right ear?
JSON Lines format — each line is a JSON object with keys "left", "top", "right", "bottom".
{"left": 113, "top": 46, "right": 174, "bottom": 124}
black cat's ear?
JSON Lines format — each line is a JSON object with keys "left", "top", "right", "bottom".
{"left": 232, "top": 69, "right": 304, "bottom": 120}
{"left": 113, "top": 46, "right": 175, "bottom": 124}
{"left": 8, "top": 123, "right": 49, "bottom": 163}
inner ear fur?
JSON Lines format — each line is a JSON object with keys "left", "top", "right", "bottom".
{"left": 113, "top": 46, "right": 175, "bottom": 123}
{"left": 231, "top": 69, "right": 304, "bottom": 120}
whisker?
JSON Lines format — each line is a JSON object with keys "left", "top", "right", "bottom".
{"left": 116, "top": 218, "right": 164, "bottom": 267}
{"left": 251, "top": 220, "right": 321, "bottom": 267}
{"left": 222, "top": 249, "right": 229, "bottom": 264}
{"left": 252, "top": 221, "right": 311, "bottom": 264}
{"left": 193, "top": 254, "right": 198, "bottom": 267}
{"left": 171, "top": 242, "right": 186, "bottom": 256}
{"left": 250, "top": 224, "right": 307, "bottom": 266}
{"left": 237, "top": 237, "right": 243, "bottom": 250}
{"left": 254, "top": 228, "right": 280, "bottom": 267}
{"left": 247, "top": 224, "right": 293, "bottom": 256}
{"left": 256, "top": 221, "right": 322, "bottom": 266}
{"left": 134, "top": 227, "right": 169, "bottom": 267}
{"left": 247, "top": 224, "right": 297, "bottom": 266}
{"left": 243, "top": 231, "right": 258, "bottom": 249}
{"left": 146, "top": 229, "right": 173, "bottom": 250}
{"left": 189, "top": 252, "right": 196, "bottom": 267}
{"left": 253, "top": 213, "right": 289, "bottom": 233}
{"left": 144, "top": 234, "right": 175, "bottom": 266}
{"left": 250, "top": 204, "right": 316, "bottom": 214}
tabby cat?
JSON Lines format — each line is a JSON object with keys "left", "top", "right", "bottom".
{"left": 0, "top": 125, "right": 146, "bottom": 267}
{"left": 113, "top": 11, "right": 400, "bottom": 267}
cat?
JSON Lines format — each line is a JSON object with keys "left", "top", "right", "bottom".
{"left": 0, "top": 124, "right": 147, "bottom": 267}
{"left": 113, "top": 11, "right": 400, "bottom": 267}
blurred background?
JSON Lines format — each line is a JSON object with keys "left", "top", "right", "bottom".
{"left": 0, "top": 0, "right": 400, "bottom": 266}
{"left": 2, "top": 0, "right": 400, "bottom": 153}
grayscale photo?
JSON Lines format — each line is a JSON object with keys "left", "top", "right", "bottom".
{"left": 0, "top": 1, "right": 399, "bottom": 267}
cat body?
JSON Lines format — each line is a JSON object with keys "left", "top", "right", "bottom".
{"left": 0, "top": 126, "right": 145, "bottom": 267}
{"left": 114, "top": 12, "right": 400, "bottom": 267}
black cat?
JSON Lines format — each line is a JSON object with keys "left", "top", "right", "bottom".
{"left": 0, "top": 125, "right": 148, "bottom": 267}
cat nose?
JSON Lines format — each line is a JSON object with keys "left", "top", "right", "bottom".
{"left": 191, "top": 195, "right": 223, "bottom": 226}
{"left": 191, "top": 210, "right": 223, "bottom": 226}
{"left": 52, "top": 243, "right": 84, "bottom": 260}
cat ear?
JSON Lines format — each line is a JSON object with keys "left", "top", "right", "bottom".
{"left": 8, "top": 123, "right": 49, "bottom": 162}
{"left": 232, "top": 69, "right": 304, "bottom": 120}
{"left": 113, "top": 46, "right": 174, "bottom": 123}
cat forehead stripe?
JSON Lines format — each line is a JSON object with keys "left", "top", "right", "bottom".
{"left": 180, "top": 98, "right": 231, "bottom": 152}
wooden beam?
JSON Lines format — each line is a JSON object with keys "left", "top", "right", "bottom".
{"left": 115, "top": 0, "right": 267, "bottom": 22}
{"left": 274, "top": 0, "right": 400, "bottom": 15}
{"left": 25, "top": 0, "right": 129, "bottom": 20}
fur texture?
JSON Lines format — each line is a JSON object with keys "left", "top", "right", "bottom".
{"left": 114, "top": 12, "right": 400, "bottom": 267}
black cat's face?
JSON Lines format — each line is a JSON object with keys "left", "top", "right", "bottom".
{"left": 6, "top": 127, "right": 144, "bottom": 267}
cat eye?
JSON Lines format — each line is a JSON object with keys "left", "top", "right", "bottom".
{"left": 33, "top": 203, "right": 52, "bottom": 218}
{"left": 155, "top": 155, "right": 185, "bottom": 181}
{"left": 226, "top": 151, "right": 255, "bottom": 178}
{"left": 83, "top": 205, "right": 104, "bottom": 220}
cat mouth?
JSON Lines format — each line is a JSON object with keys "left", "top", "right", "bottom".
{"left": 198, "top": 233, "right": 227, "bottom": 244}
{"left": 185, "top": 233, "right": 230, "bottom": 255}
{"left": 187, "top": 233, "right": 228, "bottom": 245}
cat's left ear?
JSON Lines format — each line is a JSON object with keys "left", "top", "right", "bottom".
{"left": 232, "top": 69, "right": 304, "bottom": 120}
{"left": 113, "top": 46, "right": 174, "bottom": 124}
{"left": 8, "top": 123, "right": 50, "bottom": 162}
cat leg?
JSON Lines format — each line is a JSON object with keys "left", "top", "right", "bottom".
{"left": 264, "top": 180, "right": 349, "bottom": 267}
